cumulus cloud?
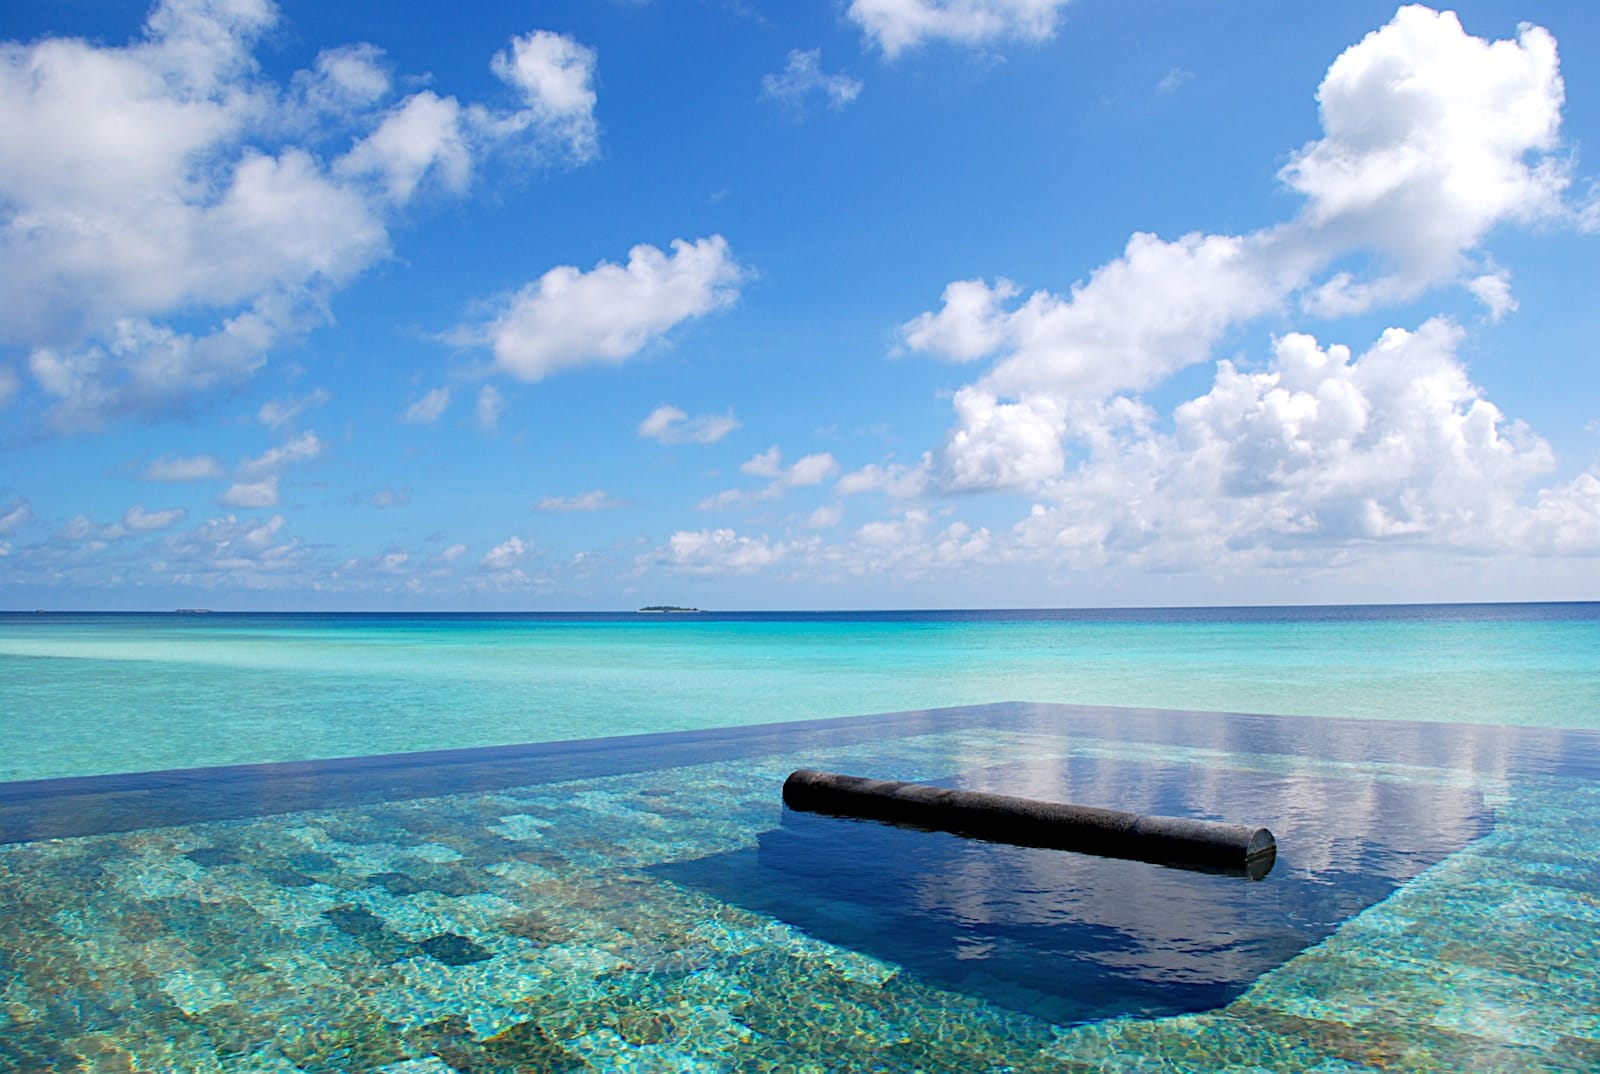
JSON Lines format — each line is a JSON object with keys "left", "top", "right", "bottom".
{"left": 0, "top": 1, "right": 603, "bottom": 431}
{"left": 219, "top": 479, "right": 281, "bottom": 509}
{"left": 848, "top": 0, "right": 1071, "bottom": 57}
{"left": 695, "top": 489, "right": 745, "bottom": 513}
{"left": 1004, "top": 319, "right": 1593, "bottom": 567}
{"left": 144, "top": 453, "right": 225, "bottom": 481}
{"left": 638, "top": 404, "right": 740, "bottom": 444}
{"left": 121, "top": 505, "right": 187, "bottom": 533}
{"left": 787, "top": 452, "right": 841, "bottom": 487}
{"left": 536, "top": 490, "right": 623, "bottom": 512}
{"left": 336, "top": 91, "right": 470, "bottom": 205}
{"left": 158, "top": 512, "right": 308, "bottom": 587}
{"left": 852, "top": 509, "right": 993, "bottom": 573}
{"left": 736, "top": 448, "right": 844, "bottom": 489}
{"left": 900, "top": 5, "right": 1580, "bottom": 498}
{"left": 741, "top": 446, "right": 784, "bottom": 479}
{"left": 236, "top": 430, "right": 324, "bottom": 480}
{"left": 487, "top": 31, "right": 600, "bottom": 163}
{"left": 221, "top": 429, "right": 323, "bottom": 507}
{"left": 808, "top": 503, "right": 844, "bottom": 529}
{"left": 761, "top": 49, "right": 862, "bottom": 114}
{"left": 716, "top": 446, "right": 841, "bottom": 504}
{"left": 290, "top": 43, "right": 391, "bottom": 118}
{"left": 402, "top": 387, "right": 451, "bottom": 424}
{"left": 900, "top": 278, "right": 1020, "bottom": 362}
{"left": 1281, "top": 7, "right": 1567, "bottom": 309}
{"left": 465, "top": 236, "right": 746, "bottom": 382}
{"left": 480, "top": 535, "right": 531, "bottom": 570}
{"left": 836, "top": 457, "right": 932, "bottom": 498}
{"left": 663, "top": 528, "right": 789, "bottom": 573}
{"left": 259, "top": 387, "right": 329, "bottom": 428}
{"left": 371, "top": 486, "right": 409, "bottom": 507}
{"left": 0, "top": 497, "right": 30, "bottom": 536}
{"left": 1465, "top": 270, "right": 1518, "bottom": 321}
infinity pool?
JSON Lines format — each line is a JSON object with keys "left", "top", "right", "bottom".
{"left": 2, "top": 702, "right": 1597, "bottom": 1071}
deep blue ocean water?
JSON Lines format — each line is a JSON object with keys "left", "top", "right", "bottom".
{"left": 3, "top": 602, "right": 1596, "bottom": 782}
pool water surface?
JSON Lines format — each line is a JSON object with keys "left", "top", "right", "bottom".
{"left": 2, "top": 702, "right": 1598, "bottom": 1072}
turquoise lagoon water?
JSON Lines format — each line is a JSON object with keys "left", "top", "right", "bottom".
{"left": 3, "top": 604, "right": 1600, "bottom": 1071}
{"left": 3, "top": 604, "right": 1598, "bottom": 782}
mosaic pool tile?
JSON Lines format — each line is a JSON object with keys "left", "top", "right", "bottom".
{"left": 2, "top": 703, "right": 1598, "bottom": 1071}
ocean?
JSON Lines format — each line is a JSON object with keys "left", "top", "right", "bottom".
{"left": 5, "top": 603, "right": 1600, "bottom": 1069}
{"left": 3, "top": 602, "right": 1596, "bottom": 782}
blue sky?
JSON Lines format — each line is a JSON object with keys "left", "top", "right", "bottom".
{"left": 0, "top": 0, "right": 1597, "bottom": 610}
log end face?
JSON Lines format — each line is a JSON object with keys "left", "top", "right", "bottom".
{"left": 782, "top": 769, "right": 824, "bottom": 810}
{"left": 1244, "top": 828, "right": 1277, "bottom": 881}
{"left": 1245, "top": 827, "right": 1276, "bottom": 860}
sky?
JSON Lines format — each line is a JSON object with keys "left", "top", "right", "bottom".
{"left": 0, "top": 0, "right": 1597, "bottom": 611}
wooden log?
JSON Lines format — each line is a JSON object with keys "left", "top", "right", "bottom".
{"left": 782, "top": 769, "right": 1276, "bottom": 878}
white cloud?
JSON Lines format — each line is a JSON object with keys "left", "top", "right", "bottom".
{"left": 808, "top": 503, "right": 844, "bottom": 529}
{"left": 852, "top": 509, "right": 992, "bottom": 572}
{"left": 158, "top": 512, "right": 307, "bottom": 585}
{"left": 403, "top": 387, "right": 451, "bottom": 424}
{"left": 848, "top": 0, "right": 1071, "bottom": 57}
{"left": 786, "top": 452, "right": 840, "bottom": 487}
{"left": 57, "top": 514, "right": 95, "bottom": 542}
{"left": 761, "top": 49, "right": 862, "bottom": 114}
{"left": 836, "top": 457, "right": 932, "bottom": 498}
{"left": 337, "top": 91, "right": 470, "bottom": 205}
{"left": 468, "top": 236, "right": 746, "bottom": 382}
{"left": 371, "top": 486, "right": 409, "bottom": 507}
{"left": 901, "top": 278, "right": 1019, "bottom": 362}
{"left": 488, "top": 30, "right": 600, "bottom": 163}
{"left": 0, "top": 497, "right": 30, "bottom": 536}
{"left": 740, "top": 446, "right": 784, "bottom": 478}
{"left": 439, "top": 542, "right": 468, "bottom": 562}
{"left": 480, "top": 535, "right": 531, "bottom": 570}
{"left": 733, "top": 446, "right": 839, "bottom": 493}
{"left": 219, "top": 478, "right": 280, "bottom": 509}
{"left": 144, "top": 453, "right": 224, "bottom": 481}
{"left": 258, "top": 387, "right": 329, "bottom": 428}
{"left": 475, "top": 384, "right": 505, "bottom": 431}
{"left": 1004, "top": 319, "right": 1582, "bottom": 567}
{"left": 638, "top": 404, "right": 740, "bottom": 444}
{"left": 222, "top": 429, "right": 323, "bottom": 507}
{"left": 1524, "top": 473, "right": 1600, "bottom": 553}
{"left": 699, "top": 448, "right": 843, "bottom": 511}
{"left": 291, "top": 44, "right": 391, "bottom": 117}
{"left": 122, "top": 504, "right": 187, "bottom": 533}
{"left": 696, "top": 489, "right": 745, "bottom": 513}
{"left": 0, "top": 2, "right": 603, "bottom": 431}
{"left": 664, "top": 528, "right": 788, "bottom": 573}
{"left": 939, "top": 389, "right": 1067, "bottom": 491}
{"left": 1157, "top": 67, "right": 1192, "bottom": 93}
{"left": 536, "top": 490, "right": 622, "bottom": 512}
{"left": 1280, "top": 7, "right": 1567, "bottom": 309}
{"left": 1465, "top": 270, "right": 1518, "bottom": 321}
{"left": 901, "top": 5, "right": 1578, "bottom": 496}
{"left": 236, "top": 430, "right": 324, "bottom": 480}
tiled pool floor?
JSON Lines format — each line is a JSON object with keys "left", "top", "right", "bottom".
{"left": 2, "top": 703, "right": 1598, "bottom": 1072}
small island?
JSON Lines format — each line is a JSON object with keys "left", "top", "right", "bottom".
{"left": 637, "top": 605, "right": 701, "bottom": 614}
